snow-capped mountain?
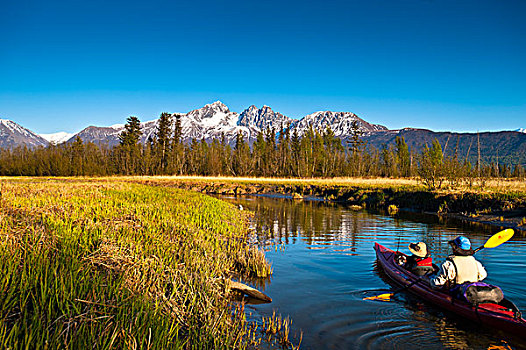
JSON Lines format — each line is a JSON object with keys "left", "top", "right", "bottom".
{"left": 72, "top": 125, "right": 123, "bottom": 146}
{"left": 1, "top": 102, "right": 388, "bottom": 149}
{"left": 0, "top": 119, "right": 48, "bottom": 148}
{"left": 1, "top": 103, "right": 525, "bottom": 168}
{"left": 180, "top": 101, "right": 242, "bottom": 143}
{"left": 40, "top": 132, "right": 75, "bottom": 144}
{"left": 173, "top": 102, "right": 385, "bottom": 145}
{"left": 292, "top": 111, "right": 387, "bottom": 138}
{"left": 68, "top": 119, "right": 157, "bottom": 147}
{"left": 69, "top": 101, "right": 301, "bottom": 146}
{"left": 238, "top": 105, "right": 292, "bottom": 131}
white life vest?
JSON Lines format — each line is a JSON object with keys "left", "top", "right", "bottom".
{"left": 448, "top": 255, "right": 481, "bottom": 284}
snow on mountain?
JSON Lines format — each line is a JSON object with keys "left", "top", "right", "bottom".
{"left": 516, "top": 128, "right": 526, "bottom": 133}
{"left": 292, "top": 111, "right": 387, "bottom": 138}
{"left": 186, "top": 101, "right": 231, "bottom": 123}
{"left": 40, "top": 132, "right": 75, "bottom": 144}
{"left": 181, "top": 101, "right": 241, "bottom": 142}
{"left": 1, "top": 102, "right": 389, "bottom": 149}
{"left": 109, "top": 123, "right": 125, "bottom": 129}
{"left": 1, "top": 119, "right": 36, "bottom": 138}
{"left": 65, "top": 102, "right": 389, "bottom": 146}
{"left": 238, "top": 105, "right": 292, "bottom": 131}
{"left": 0, "top": 119, "right": 48, "bottom": 148}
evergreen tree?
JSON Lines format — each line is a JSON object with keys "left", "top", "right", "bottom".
{"left": 155, "top": 112, "right": 172, "bottom": 173}
{"left": 117, "top": 116, "right": 142, "bottom": 174}
{"left": 252, "top": 131, "right": 266, "bottom": 177}
{"left": 277, "top": 124, "right": 292, "bottom": 177}
{"left": 263, "top": 127, "right": 277, "bottom": 176}
{"left": 290, "top": 128, "right": 301, "bottom": 177}
{"left": 302, "top": 126, "right": 315, "bottom": 177}
{"left": 219, "top": 133, "right": 232, "bottom": 175}
{"left": 119, "top": 116, "right": 142, "bottom": 146}
{"left": 170, "top": 114, "right": 185, "bottom": 175}
{"left": 232, "top": 131, "right": 252, "bottom": 176}
{"left": 173, "top": 114, "right": 183, "bottom": 145}
{"left": 347, "top": 121, "right": 366, "bottom": 176}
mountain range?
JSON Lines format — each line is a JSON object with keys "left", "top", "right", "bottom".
{"left": 33, "top": 101, "right": 388, "bottom": 147}
{"left": 1, "top": 102, "right": 525, "bottom": 166}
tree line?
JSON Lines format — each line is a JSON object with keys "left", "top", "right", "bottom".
{"left": 0, "top": 114, "right": 524, "bottom": 188}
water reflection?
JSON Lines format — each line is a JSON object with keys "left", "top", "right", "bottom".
{"left": 220, "top": 195, "right": 526, "bottom": 350}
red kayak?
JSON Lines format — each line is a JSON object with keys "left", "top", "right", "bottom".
{"left": 374, "top": 242, "right": 526, "bottom": 339}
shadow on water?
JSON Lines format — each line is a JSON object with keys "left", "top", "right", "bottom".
{"left": 219, "top": 195, "right": 526, "bottom": 350}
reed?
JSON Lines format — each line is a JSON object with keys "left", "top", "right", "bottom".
{"left": 106, "top": 175, "right": 526, "bottom": 195}
{"left": 0, "top": 178, "right": 293, "bottom": 349}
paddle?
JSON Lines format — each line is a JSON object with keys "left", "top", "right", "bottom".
{"left": 364, "top": 229, "right": 515, "bottom": 302}
{"left": 473, "top": 228, "right": 514, "bottom": 253}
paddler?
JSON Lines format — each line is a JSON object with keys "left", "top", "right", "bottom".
{"left": 396, "top": 242, "right": 434, "bottom": 276}
{"left": 430, "top": 236, "right": 487, "bottom": 289}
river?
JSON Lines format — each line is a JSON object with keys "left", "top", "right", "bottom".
{"left": 220, "top": 195, "right": 526, "bottom": 350}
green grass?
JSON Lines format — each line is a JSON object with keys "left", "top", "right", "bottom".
{"left": 0, "top": 178, "right": 276, "bottom": 349}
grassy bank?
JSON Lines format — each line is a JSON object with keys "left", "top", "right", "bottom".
{"left": 0, "top": 178, "right": 287, "bottom": 349}
{"left": 127, "top": 176, "right": 526, "bottom": 231}
{"left": 124, "top": 175, "right": 526, "bottom": 193}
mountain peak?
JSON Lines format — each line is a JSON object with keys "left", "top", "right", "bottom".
{"left": 1, "top": 102, "right": 392, "bottom": 150}
{"left": 238, "top": 105, "right": 291, "bottom": 130}
{"left": 295, "top": 110, "right": 387, "bottom": 137}
{"left": 0, "top": 119, "right": 16, "bottom": 127}
{"left": 207, "top": 100, "right": 229, "bottom": 111}
{"left": 188, "top": 101, "right": 231, "bottom": 122}
{"left": 0, "top": 119, "right": 48, "bottom": 148}
{"left": 40, "top": 131, "right": 74, "bottom": 144}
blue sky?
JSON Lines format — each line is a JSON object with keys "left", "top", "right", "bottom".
{"left": 1, "top": 0, "right": 525, "bottom": 134}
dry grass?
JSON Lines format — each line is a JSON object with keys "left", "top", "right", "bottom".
{"left": 83, "top": 175, "right": 526, "bottom": 194}
{"left": 0, "top": 178, "right": 296, "bottom": 349}
{"left": 116, "top": 175, "right": 422, "bottom": 188}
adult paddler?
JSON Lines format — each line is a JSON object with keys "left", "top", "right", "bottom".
{"left": 430, "top": 236, "right": 487, "bottom": 289}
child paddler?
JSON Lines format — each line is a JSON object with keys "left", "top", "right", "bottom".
{"left": 395, "top": 242, "right": 434, "bottom": 276}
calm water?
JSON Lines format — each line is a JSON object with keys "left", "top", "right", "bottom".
{"left": 220, "top": 196, "right": 526, "bottom": 350}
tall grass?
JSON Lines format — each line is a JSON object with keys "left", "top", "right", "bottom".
{"left": 0, "top": 179, "right": 280, "bottom": 349}
{"left": 112, "top": 175, "right": 526, "bottom": 194}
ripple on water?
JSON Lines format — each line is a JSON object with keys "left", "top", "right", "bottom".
{"left": 301, "top": 299, "right": 436, "bottom": 350}
{"left": 220, "top": 196, "right": 526, "bottom": 349}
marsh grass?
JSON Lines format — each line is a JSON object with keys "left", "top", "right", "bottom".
{"left": 113, "top": 175, "right": 526, "bottom": 195}
{"left": 0, "top": 178, "right": 290, "bottom": 349}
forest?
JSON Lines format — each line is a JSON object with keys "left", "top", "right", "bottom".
{"left": 0, "top": 114, "right": 524, "bottom": 188}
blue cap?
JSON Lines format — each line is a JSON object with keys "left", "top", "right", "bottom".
{"left": 450, "top": 236, "right": 471, "bottom": 250}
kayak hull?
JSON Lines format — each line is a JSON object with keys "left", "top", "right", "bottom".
{"left": 374, "top": 242, "right": 526, "bottom": 339}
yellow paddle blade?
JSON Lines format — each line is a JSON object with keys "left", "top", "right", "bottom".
{"left": 363, "top": 293, "right": 393, "bottom": 301}
{"left": 484, "top": 229, "right": 514, "bottom": 249}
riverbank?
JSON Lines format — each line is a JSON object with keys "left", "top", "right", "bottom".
{"left": 130, "top": 176, "right": 526, "bottom": 232}
{"left": 0, "top": 178, "right": 297, "bottom": 349}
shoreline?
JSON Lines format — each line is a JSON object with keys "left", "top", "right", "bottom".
{"left": 130, "top": 176, "right": 526, "bottom": 232}
{"left": 0, "top": 177, "right": 298, "bottom": 349}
